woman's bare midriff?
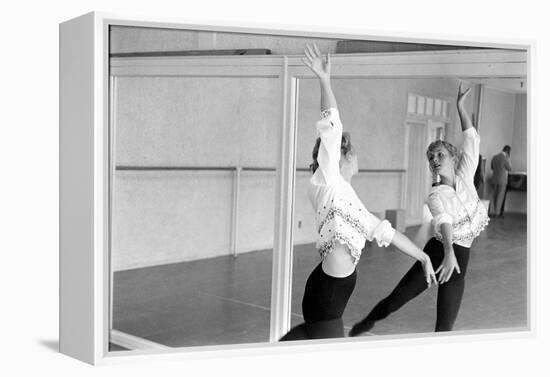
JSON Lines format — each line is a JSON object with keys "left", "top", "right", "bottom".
{"left": 321, "top": 241, "right": 357, "bottom": 278}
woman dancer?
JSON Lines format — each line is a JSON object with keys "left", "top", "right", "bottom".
{"left": 349, "top": 83, "right": 490, "bottom": 336}
{"left": 280, "top": 44, "right": 437, "bottom": 341}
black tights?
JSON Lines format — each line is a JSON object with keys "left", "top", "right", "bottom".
{"left": 355, "top": 238, "right": 470, "bottom": 333}
{"left": 280, "top": 263, "right": 357, "bottom": 341}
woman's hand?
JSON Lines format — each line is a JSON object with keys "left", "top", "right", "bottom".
{"left": 456, "top": 83, "right": 471, "bottom": 109}
{"left": 421, "top": 255, "right": 438, "bottom": 288}
{"left": 302, "top": 43, "right": 331, "bottom": 82}
{"left": 436, "top": 247, "right": 461, "bottom": 284}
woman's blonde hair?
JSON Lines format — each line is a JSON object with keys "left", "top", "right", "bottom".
{"left": 426, "top": 140, "right": 461, "bottom": 168}
{"left": 310, "top": 132, "right": 353, "bottom": 173}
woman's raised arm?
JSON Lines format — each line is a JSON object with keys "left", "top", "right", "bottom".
{"left": 456, "top": 83, "right": 480, "bottom": 178}
{"left": 457, "top": 83, "right": 473, "bottom": 132}
{"left": 302, "top": 43, "right": 337, "bottom": 111}
{"left": 303, "top": 44, "right": 342, "bottom": 185}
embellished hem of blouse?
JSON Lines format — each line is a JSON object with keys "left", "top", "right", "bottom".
{"left": 318, "top": 231, "right": 362, "bottom": 265}
{"left": 433, "top": 199, "right": 490, "bottom": 245}
{"left": 315, "top": 203, "right": 395, "bottom": 264}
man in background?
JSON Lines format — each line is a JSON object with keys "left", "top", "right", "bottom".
{"left": 490, "top": 145, "right": 512, "bottom": 217}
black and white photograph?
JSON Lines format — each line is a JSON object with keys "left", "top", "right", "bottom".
{"left": 106, "top": 24, "right": 528, "bottom": 351}
{"left": 4, "top": 1, "right": 545, "bottom": 374}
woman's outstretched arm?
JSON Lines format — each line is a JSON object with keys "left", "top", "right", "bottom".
{"left": 456, "top": 83, "right": 480, "bottom": 177}
{"left": 391, "top": 231, "right": 438, "bottom": 287}
{"left": 303, "top": 43, "right": 337, "bottom": 111}
{"left": 303, "top": 43, "right": 342, "bottom": 184}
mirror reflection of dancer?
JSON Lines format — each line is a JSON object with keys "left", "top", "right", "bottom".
{"left": 280, "top": 44, "right": 437, "bottom": 341}
{"left": 350, "top": 84, "right": 490, "bottom": 336}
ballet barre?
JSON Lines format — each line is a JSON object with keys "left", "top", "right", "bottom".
{"left": 113, "top": 165, "right": 406, "bottom": 257}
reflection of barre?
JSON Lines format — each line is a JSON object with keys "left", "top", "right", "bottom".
{"left": 114, "top": 164, "right": 407, "bottom": 259}
{"left": 116, "top": 166, "right": 281, "bottom": 171}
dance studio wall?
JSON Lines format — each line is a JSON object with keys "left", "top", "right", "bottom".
{"left": 110, "top": 26, "right": 339, "bottom": 55}
{"left": 479, "top": 88, "right": 516, "bottom": 163}
{"left": 111, "top": 74, "right": 462, "bottom": 271}
{"left": 112, "top": 76, "right": 281, "bottom": 270}
{"left": 109, "top": 27, "right": 514, "bottom": 270}
{"left": 478, "top": 88, "right": 527, "bottom": 213}
{"left": 512, "top": 93, "right": 527, "bottom": 172}
{"left": 508, "top": 93, "right": 528, "bottom": 213}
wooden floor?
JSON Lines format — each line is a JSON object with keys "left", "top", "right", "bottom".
{"left": 111, "top": 213, "right": 527, "bottom": 351}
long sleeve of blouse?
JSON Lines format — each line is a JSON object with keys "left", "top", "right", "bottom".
{"left": 310, "top": 108, "right": 343, "bottom": 187}
{"left": 458, "top": 127, "right": 480, "bottom": 181}
{"left": 308, "top": 108, "right": 396, "bottom": 263}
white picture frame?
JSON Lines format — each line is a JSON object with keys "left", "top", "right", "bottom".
{"left": 60, "top": 11, "right": 532, "bottom": 365}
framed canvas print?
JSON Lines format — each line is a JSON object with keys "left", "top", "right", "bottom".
{"left": 59, "top": 11, "right": 531, "bottom": 365}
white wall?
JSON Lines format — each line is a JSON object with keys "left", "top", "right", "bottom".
{"left": 114, "top": 76, "right": 281, "bottom": 166}
{"left": 110, "top": 26, "right": 338, "bottom": 55}
{"left": 110, "top": 28, "right": 527, "bottom": 270}
{"left": 478, "top": 88, "right": 527, "bottom": 213}
{"left": 508, "top": 93, "right": 528, "bottom": 212}
{"left": 512, "top": 93, "right": 527, "bottom": 171}
{"left": 112, "top": 76, "right": 281, "bottom": 270}
{"left": 479, "top": 87, "right": 516, "bottom": 165}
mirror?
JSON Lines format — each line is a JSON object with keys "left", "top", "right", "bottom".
{"left": 108, "top": 24, "right": 528, "bottom": 351}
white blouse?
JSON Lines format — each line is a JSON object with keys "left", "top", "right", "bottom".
{"left": 308, "top": 108, "right": 395, "bottom": 264}
{"left": 427, "top": 127, "right": 490, "bottom": 248}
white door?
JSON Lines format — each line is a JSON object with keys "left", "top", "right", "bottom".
{"left": 405, "top": 121, "right": 428, "bottom": 226}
